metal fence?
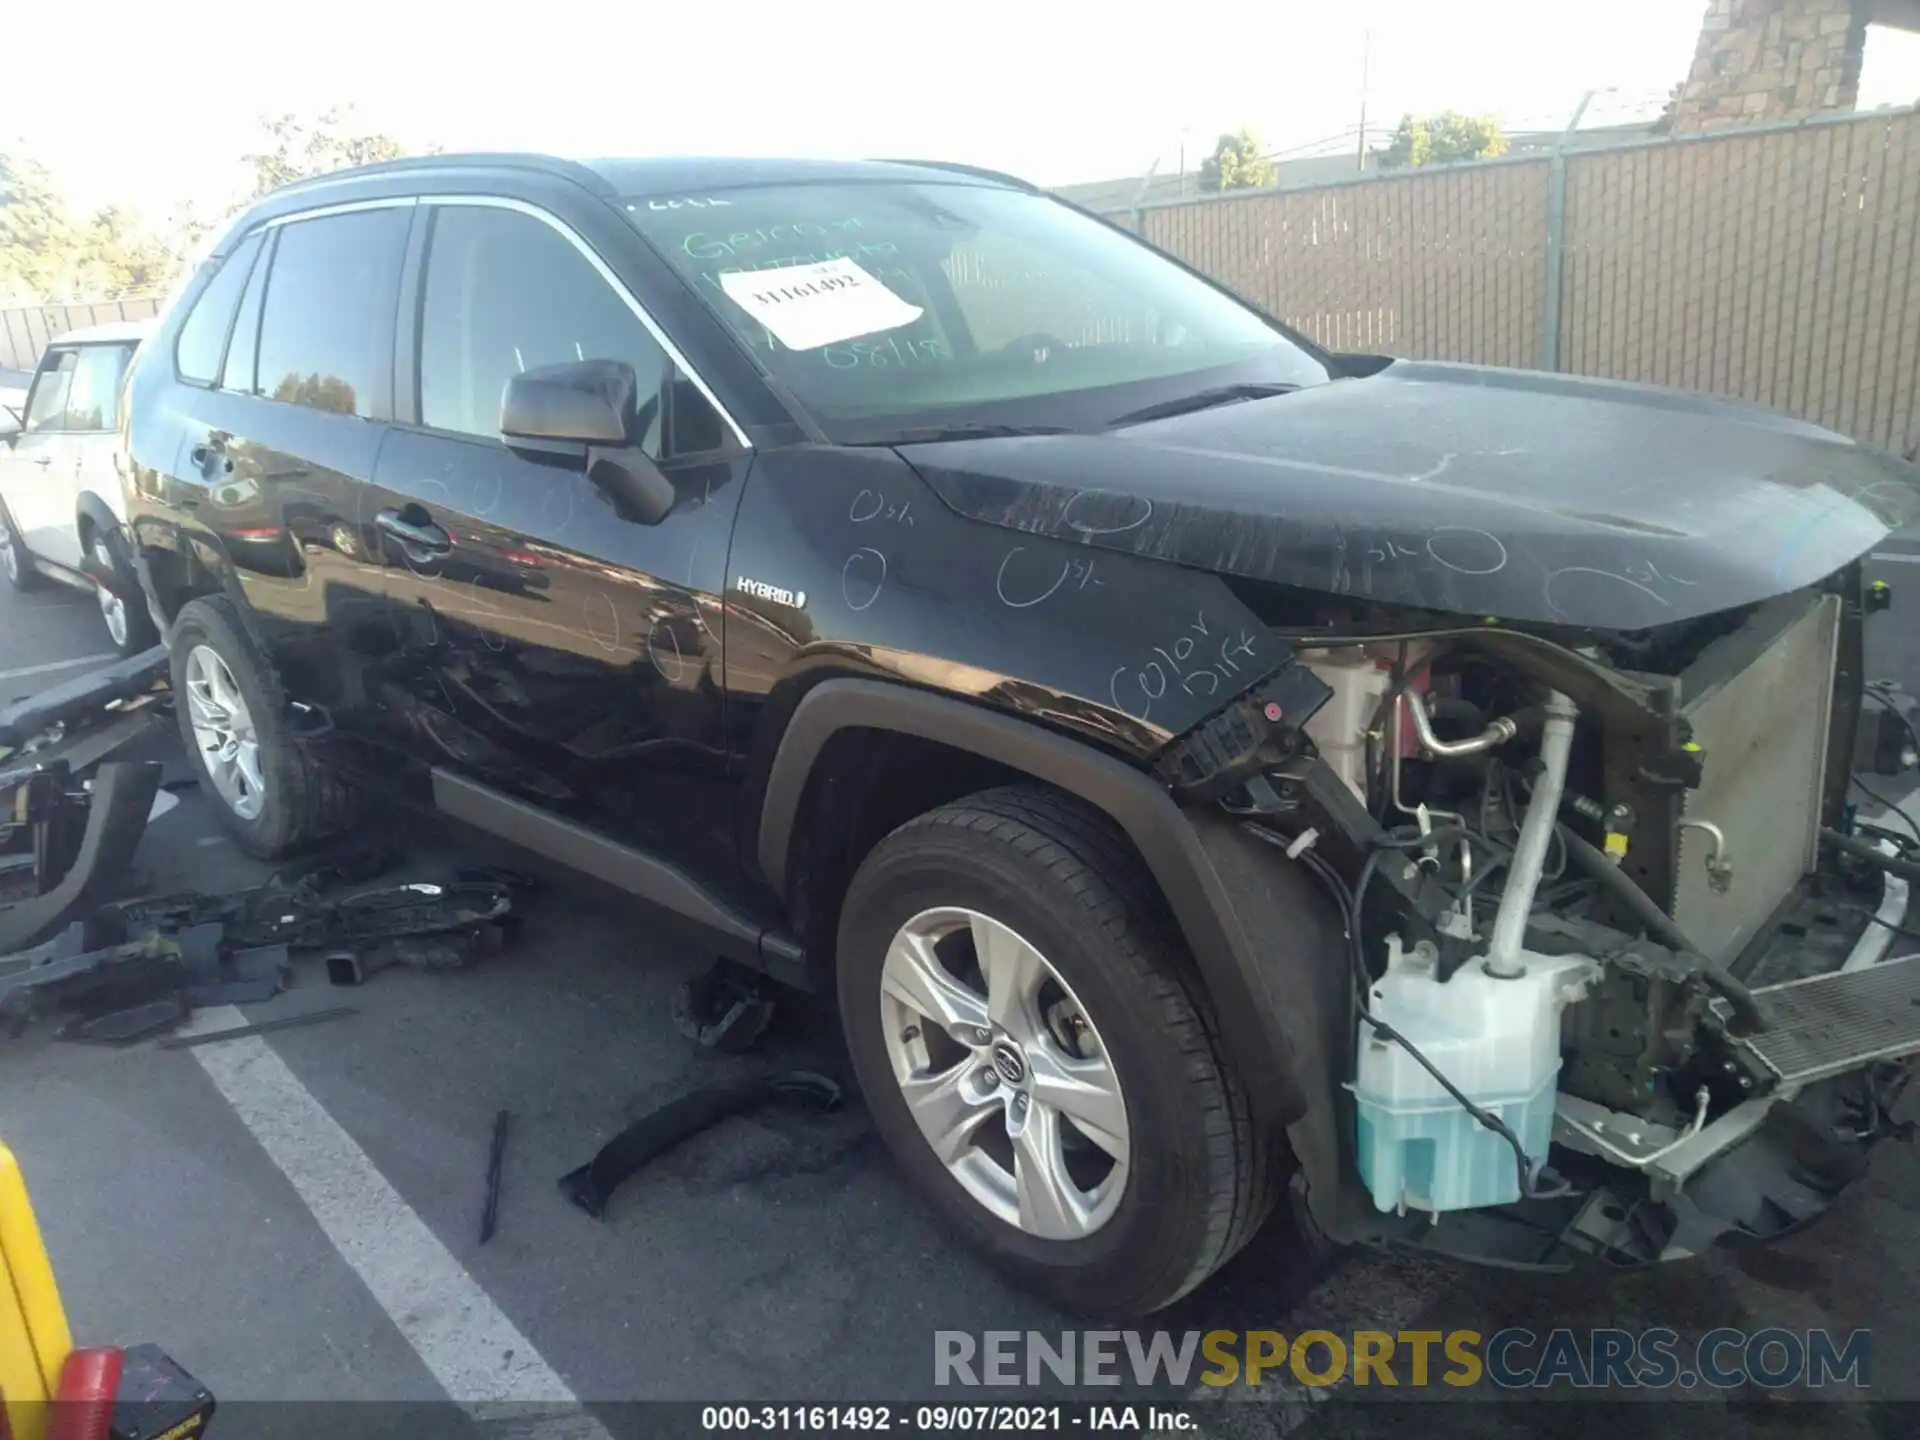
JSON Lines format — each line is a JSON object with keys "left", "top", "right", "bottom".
{"left": 1112, "top": 105, "right": 1920, "bottom": 458}
{"left": 10, "top": 112, "right": 1917, "bottom": 457}
{"left": 0, "top": 295, "right": 165, "bottom": 373}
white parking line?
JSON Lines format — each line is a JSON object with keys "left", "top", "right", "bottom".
{"left": 0, "top": 652, "right": 116, "bottom": 681}
{"left": 1872, "top": 551, "right": 1920, "bottom": 565}
{"left": 183, "top": 1005, "right": 610, "bottom": 1433}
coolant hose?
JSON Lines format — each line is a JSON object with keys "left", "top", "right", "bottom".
{"left": 1486, "top": 691, "right": 1577, "bottom": 977}
{"left": 1823, "top": 827, "right": 1920, "bottom": 882}
{"left": 1557, "top": 825, "right": 1769, "bottom": 1035}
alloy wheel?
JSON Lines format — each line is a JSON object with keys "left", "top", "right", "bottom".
{"left": 879, "top": 906, "right": 1130, "bottom": 1239}
{"left": 183, "top": 644, "right": 266, "bottom": 820}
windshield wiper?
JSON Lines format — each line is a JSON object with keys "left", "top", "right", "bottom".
{"left": 1105, "top": 382, "right": 1300, "bottom": 429}
{"left": 848, "top": 422, "right": 1076, "bottom": 447}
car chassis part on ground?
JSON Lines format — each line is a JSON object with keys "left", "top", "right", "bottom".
{"left": 112, "top": 149, "right": 1920, "bottom": 1314}
{"left": 0, "top": 651, "right": 523, "bottom": 1043}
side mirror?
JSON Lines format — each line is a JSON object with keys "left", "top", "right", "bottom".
{"left": 500, "top": 359, "right": 676, "bottom": 526}
{"left": 501, "top": 359, "right": 634, "bottom": 445}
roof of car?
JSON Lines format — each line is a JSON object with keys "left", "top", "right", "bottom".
{"left": 50, "top": 318, "right": 157, "bottom": 347}
{"left": 266, "top": 152, "right": 1036, "bottom": 204}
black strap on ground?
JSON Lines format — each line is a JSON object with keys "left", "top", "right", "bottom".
{"left": 559, "top": 1071, "right": 843, "bottom": 1220}
{"left": 480, "top": 1109, "right": 509, "bottom": 1245}
{"left": 158, "top": 1005, "right": 357, "bottom": 1049}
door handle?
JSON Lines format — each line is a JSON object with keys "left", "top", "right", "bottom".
{"left": 375, "top": 507, "right": 452, "bottom": 556}
{"left": 189, "top": 443, "right": 233, "bottom": 474}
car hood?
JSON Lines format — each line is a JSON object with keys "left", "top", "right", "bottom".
{"left": 898, "top": 360, "right": 1920, "bottom": 630}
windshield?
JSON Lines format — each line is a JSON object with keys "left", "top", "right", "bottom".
{"left": 624, "top": 181, "right": 1331, "bottom": 438}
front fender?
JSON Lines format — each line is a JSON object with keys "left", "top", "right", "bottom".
{"left": 757, "top": 677, "right": 1315, "bottom": 1126}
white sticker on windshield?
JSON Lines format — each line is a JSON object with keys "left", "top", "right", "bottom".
{"left": 718, "top": 257, "right": 923, "bottom": 352}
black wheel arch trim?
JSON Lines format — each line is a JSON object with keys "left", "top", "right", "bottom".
{"left": 132, "top": 516, "right": 269, "bottom": 650}
{"left": 758, "top": 678, "right": 1310, "bottom": 1123}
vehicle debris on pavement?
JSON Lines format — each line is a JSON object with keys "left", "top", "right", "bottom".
{"left": 560, "top": 1071, "right": 843, "bottom": 1220}
{"left": 0, "top": 864, "right": 523, "bottom": 1042}
{"left": 673, "top": 957, "right": 778, "bottom": 1052}
{"left": 0, "top": 657, "right": 527, "bottom": 1042}
{"left": 480, "top": 1108, "right": 510, "bottom": 1245}
{"left": 157, "top": 1005, "right": 359, "bottom": 1050}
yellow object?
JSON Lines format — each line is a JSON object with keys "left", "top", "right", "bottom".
{"left": 1603, "top": 832, "right": 1630, "bottom": 861}
{"left": 0, "top": 1140, "right": 73, "bottom": 1440}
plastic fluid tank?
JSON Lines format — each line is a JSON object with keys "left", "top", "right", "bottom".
{"left": 1351, "top": 937, "right": 1597, "bottom": 1213}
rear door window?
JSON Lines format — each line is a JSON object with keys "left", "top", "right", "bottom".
{"left": 174, "top": 231, "right": 265, "bottom": 385}
{"left": 256, "top": 207, "right": 410, "bottom": 418}
{"left": 23, "top": 351, "right": 76, "bottom": 432}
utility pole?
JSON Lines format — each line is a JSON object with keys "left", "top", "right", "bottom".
{"left": 1356, "top": 25, "right": 1372, "bottom": 171}
{"left": 1540, "top": 89, "right": 1599, "bottom": 372}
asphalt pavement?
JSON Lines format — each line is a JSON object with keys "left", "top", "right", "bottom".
{"left": 1, "top": 547, "right": 1919, "bottom": 1439}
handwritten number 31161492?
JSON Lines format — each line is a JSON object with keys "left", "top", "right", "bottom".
{"left": 1109, "top": 612, "right": 1258, "bottom": 722}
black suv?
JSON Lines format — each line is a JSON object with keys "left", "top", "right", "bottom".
{"left": 124, "top": 153, "right": 1920, "bottom": 1315}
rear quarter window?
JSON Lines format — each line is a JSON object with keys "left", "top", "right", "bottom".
{"left": 174, "top": 231, "right": 265, "bottom": 385}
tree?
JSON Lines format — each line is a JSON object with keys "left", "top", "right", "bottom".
{"left": 1198, "top": 130, "right": 1276, "bottom": 193}
{"left": 0, "top": 153, "right": 86, "bottom": 303}
{"left": 0, "top": 108, "right": 423, "bottom": 305}
{"left": 75, "top": 207, "right": 182, "bottom": 295}
{"left": 1377, "top": 112, "right": 1509, "bottom": 169}
{"left": 242, "top": 106, "right": 409, "bottom": 203}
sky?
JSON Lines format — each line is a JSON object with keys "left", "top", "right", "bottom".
{"left": 4, "top": 0, "right": 1919, "bottom": 226}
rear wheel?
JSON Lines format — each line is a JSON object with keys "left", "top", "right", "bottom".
{"left": 0, "top": 501, "right": 42, "bottom": 590}
{"left": 169, "top": 596, "right": 359, "bottom": 858}
{"left": 836, "top": 786, "right": 1278, "bottom": 1315}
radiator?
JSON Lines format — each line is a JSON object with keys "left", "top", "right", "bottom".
{"left": 1672, "top": 593, "right": 1842, "bottom": 963}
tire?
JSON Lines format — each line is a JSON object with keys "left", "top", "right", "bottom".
{"left": 836, "top": 785, "right": 1280, "bottom": 1316}
{"left": 169, "top": 595, "right": 360, "bottom": 859}
{"left": 84, "top": 524, "right": 159, "bottom": 655}
{"left": 0, "top": 498, "right": 43, "bottom": 591}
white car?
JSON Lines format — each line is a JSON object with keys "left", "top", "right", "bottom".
{"left": 0, "top": 321, "right": 160, "bottom": 653}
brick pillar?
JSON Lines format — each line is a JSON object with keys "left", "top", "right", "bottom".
{"left": 1671, "top": 0, "right": 1869, "bottom": 132}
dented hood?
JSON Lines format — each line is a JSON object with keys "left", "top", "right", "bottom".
{"left": 900, "top": 361, "right": 1920, "bottom": 630}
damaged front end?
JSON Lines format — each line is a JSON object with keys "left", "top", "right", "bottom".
{"left": 1159, "top": 563, "right": 1920, "bottom": 1271}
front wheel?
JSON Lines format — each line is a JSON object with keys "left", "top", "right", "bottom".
{"left": 836, "top": 787, "right": 1279, "bottom": 1316}
{"left": 86, "top": 527, "right": 159, "bottom": 655}
{"left": 0, "top": 501, "right": 42, "bottom": 591}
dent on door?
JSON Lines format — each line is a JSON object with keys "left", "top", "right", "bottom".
{"left": 362, "top": 428, "right": 749, "bottom": 880}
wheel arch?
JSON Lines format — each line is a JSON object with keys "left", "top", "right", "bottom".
{"left": 758, "top": 678, "right": 1312, "bottom": 1125}
{"left": 73, "top": 491, "right": 118, "bottom": 541}
{"left": 130, "top": 517, "right": 254, "bottom": 638}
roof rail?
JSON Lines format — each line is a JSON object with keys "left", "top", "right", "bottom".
{"left": 866, "top": 158, "right": 1037, "bottom": 191}
{"left": 271, "top": 152, "right": 613, "bottom": 200}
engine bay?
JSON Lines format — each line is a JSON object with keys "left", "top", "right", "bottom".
{"left": 1172, "top": 565, "right": 1920, "bottom": 1268}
